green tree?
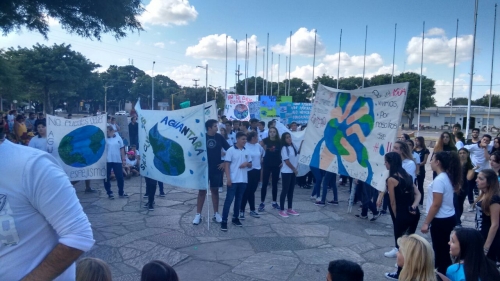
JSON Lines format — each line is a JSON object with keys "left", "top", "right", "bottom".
{"left": 445, "top": 97, "right": 469, "bottom": 106}
{"left": 0, "top": 0, "right": 143, "bottom": 40}
{"left": 313, "top": 75, "right": 370, "bottom": 91}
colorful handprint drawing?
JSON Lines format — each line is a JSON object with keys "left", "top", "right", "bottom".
{"left": 311, "top": 92, "right": 375, "bottom": 184}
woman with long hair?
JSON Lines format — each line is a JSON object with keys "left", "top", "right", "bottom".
{"left": 455, "top": 148, "right": 475, "bottom": 227}
{"left": 491, "top": 137, "right": 500, "bottom": 154}
{"left": 396, "top": 234, "right": 438, "bottom": 281}
{"left": 240, "top": 131, "right": 264, "bottom": 219}
{"left": 433, "top": 132, "right": 457, "bottom": 179}
{"left": 414, "top": 136, "right": 430, "bottom": 207}
{"left": 219, "top": 127, "right": 233, "bottom": 146}
{"left": 259, "top": 127, "right": 282, "bottom": 212}
{"left": 383, "top": 152, "right": 421, "bottom": 280}
{"left": 447, "top": 228, "right": 500, "bottom": 281}
{"left": 475, "top": 168, "right": 500, "bottom": 263}
{"left": 421, "top": 151, "right": 462, "bottom": 274}
{"left": 278, "top": 132, "right": 299, "bottom": 217}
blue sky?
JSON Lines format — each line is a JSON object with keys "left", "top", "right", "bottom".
{"left": 1, "top": 0, "right": 499, "bottom": 105}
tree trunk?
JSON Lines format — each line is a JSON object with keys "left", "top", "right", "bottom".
{"left": 44, "top": 84, "right": 50, "bottom": 114}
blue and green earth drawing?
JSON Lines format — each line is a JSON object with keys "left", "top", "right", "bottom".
{"left": 58, "top": 125, "right": 105, "bottom": 167}
{"left": 149, "top": 124, "right": 185, "bottom": 176}
{"left": 234, "top": 104, "right": 249, "bottom": 120}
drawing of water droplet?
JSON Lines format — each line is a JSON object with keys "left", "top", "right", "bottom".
{"left": 379, "top": 144, "right": 385, "bottom": 155}
{"left": 202, "top": 157, "right": 206, "bottom": 161}
{"left": 190, "top": 170, "right": 194, "bottom": 174}
{"left": 188, "top": 152, "right": 192, "bottom": 156}
{"left": 195, "top": 119, "right": 200, "bottom": 123}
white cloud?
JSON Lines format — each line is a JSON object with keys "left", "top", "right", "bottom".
{"left": 47, "top": 16, "right": 59, "bottom": 27}
{"left": 169, "top": 40, "right": 177, "bottom": 45}
{"left": 322, "top": 52, "right": 384, "bottom": 77}
{"left": 140, "top": 0, "right": 198, "bottom": 26}
{"left": 434, "top": 77, "right": 470, "bottom": 105}
{"left": 406, "top": 28, "right": 473, "bottom": 66}
{"left": 135, "top": 40, "right": 141, "bottom": 46}
{"left": 185, "top": 34, "right": 259, "bottom": 59}
{"left": 162, "top": 64, "right": 213, "bottom": 87}
{"left": 154, "top": 42, "right": 165, "bottom": 48}
{"left": 271, "top": 28, "right": 326, "bottom": 57}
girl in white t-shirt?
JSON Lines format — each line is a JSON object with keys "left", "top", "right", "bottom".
{"left": 278, "top": 132, "right": 299, "bottom": 218}
{"left": 421, "top": 151, "right": 461, "bottom": 275}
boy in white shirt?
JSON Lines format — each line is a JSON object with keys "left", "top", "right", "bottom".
{"left": 221, "top": 132, "right": 252, "bottom": 231}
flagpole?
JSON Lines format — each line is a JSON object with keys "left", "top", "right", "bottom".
{"left": 262, "top": 48, "right": 265, "bottom": 95}
{"left": 247, "top": 42, "right": 250, "bottom": 95}
{"left": 245, "top": 34, "right": 248, "bottom": 95}
{"left": 285, "top": 56, "right": 288, "bottom": 96}
{"left": 235, "top": 39, "right": 238, "bottom": 93}
{"left": 391, "top": 24, "right": 397, "bottom": 84}
{"left": 255, "top": 45, "right": 257, "bottom": 95}
{"left": 488, "top": 4, "right": 497, "bottom": 132}
{"left": 312, "top": 29, "right": 317, "bottom": 93}
{"left": 266, "top": 33, "right": 269, "bottom": 95}
{"left": 270, "top": 52, "right": 274, "bottom": 95}
{"left": 450, "top": 19, "right": 459, "bottom": 121}
{"left": 225, "top": 35, "right": 228, "bottom": 94}
{"left": 337, "top": 29, "right": 342, "bottom": 89}
{"left": 466, "top": 0, "right": 479, "bottom": 139}
{"left": 417, "top": 21, "right": 425, "bottom": 136}
{"left": 288, "top": 31, "right": 292, "bottom": 96}
{"left": 278, "top": 54, "right": 280, "bottom": 96}
{"left": 362, "top": 25, "right": 367, "bottom": 88}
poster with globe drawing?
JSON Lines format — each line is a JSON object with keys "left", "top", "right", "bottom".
{"left": 135, "top": 102, "right": 209, "bottom": 190}
{"left": 47, "top": 114, "right": 107, "bottom": 181}
{"left": 224, "top": 94, "right": 259, "bottom": 121}
{"left": 299, "top": 83, "right": 408, "bottom": 192}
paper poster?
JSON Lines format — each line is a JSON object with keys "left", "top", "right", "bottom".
{"left": 299, "top": 83, "right": 408, "bottom": 191}
{"left": 288, "top": 103, "right": 313, "bottom": 125}
{"left": 224, "top": 94, "right": 259, "bottom": 121}
{"left": 47, "top": 114, "right": 107, "bottom": 180}
{"left": 136, "top": 103, "right": 208, "bottom": 190}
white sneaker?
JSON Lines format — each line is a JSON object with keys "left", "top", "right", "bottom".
{"left": 218, "top": 187, "right": 223, "bottom": 193}
{"left": 193, "top": 214, "right": 202, "bottom": 225}
{"left": 384, "top": 248, "right": 398, "bottom": 258}
{"left": 468, "top": 205, "right": 474, "bottom": 212}
{"left": 213, "top": 212, "right": 222, "bottom": 223}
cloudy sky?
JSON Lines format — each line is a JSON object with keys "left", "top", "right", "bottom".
{"left": 1, "top": 0, "right": 498, "bottom": 105}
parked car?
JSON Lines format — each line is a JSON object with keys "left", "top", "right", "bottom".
{"left": 54, "top": 108, "right": 63, "bottom": 113}
{"left": 115, "top": 111, "right": 129, "bottom": 116}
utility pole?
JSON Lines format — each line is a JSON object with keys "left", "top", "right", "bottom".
{"left": 103, "top": 85, "right": 113, "bottom": 113}
{"left": 193, "top": 79, "right": 200, "bottom": 88}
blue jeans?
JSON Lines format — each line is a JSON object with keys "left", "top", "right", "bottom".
{"left": 104, "top": 162, "right": 125, "bottom": 195}
{"left": 360, "top": 182, "right": 379, "bottom": 216}
{"left": 310, "top": 166, "right": 324, "bottom": 198}
{"left": 222, "top": 182, "right": 247, "bottom": 222}
{"left": 321, "top": 172, "right": 338, "bottom": 203}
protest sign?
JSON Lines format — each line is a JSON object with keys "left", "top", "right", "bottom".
{"left": 299, "top": 83, "right": 408, "bottom": 191}
{"left": 47, "top": 114, "right": 107, "bottom": 180}
{"left": 224, "top": 94, "right": 259, "bottom": 121}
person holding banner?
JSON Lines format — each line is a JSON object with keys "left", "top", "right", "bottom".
{"left": 104, "top": 125, "right": 128, "bottom": 199}
{"left": 193, "top": 120, "right": 230, "bottom": 225}
{"left": 259, "top": 127, "right": 282, "bottom": 212}
{"left": 278, "top": 132, "right": 300, "bottom": 217}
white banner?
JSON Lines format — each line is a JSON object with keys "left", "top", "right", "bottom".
{"left": 299, "top": 83, "right": 408, "bottom": 191}
{"left": 47, "top": 114, "right": 107, "bottom": 180}
{"left": 136, "top": 103, "right": 209, "bottom": 190}
{"left": 224, "top": 94, "right": 259, "bottom": 121}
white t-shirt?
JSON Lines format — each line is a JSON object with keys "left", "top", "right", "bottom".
{"left": 126, "top": 157, "right": 137, "bottom": 166}
{"left": 245, "top": 142, "right": 265, "bottom": 170}
{"left": 28, "top": 136, "right": 47, "bottom": 151}
{"left": 106, "top": 134, "right": 124, "bottom": 163}
{"left": 281, "top": 144, "right": 299, "bottom": 173}
{"left": 221, "top": 138, "right": 234, "bottom": 161}
{"left": 455, "top": 141, "right": 464, "bottom": 150}
{"left": 258, "top": 129, "right": 268, "bottom": 141}
{"left": 402, "top": 158, "right": 416, "bottom": 182}
{"left": 412, "top": 152, "right": 421, "bottom": 165}
{"left": 228, "top": 131, "right": 237, "bottom": 144}
{"left": 0, "top": 140, "right": 94, "bottom": 280}
{"left": 426, "top": 172, "right": 455, "bottom": 218}
{"left": 225, "top": 145, "right": 251, "bottom": 183}
{"left": 464, "top": 143, "right": 493, "bottom": 172}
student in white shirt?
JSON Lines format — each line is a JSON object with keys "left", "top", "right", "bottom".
{"left": 464, "top": 134, "right": 493, "bottom": 206}
{"left": 278, "top": 132, "right": 300, "bottom": 217}
{"left": 257, "top": 121, "right": 268, "bottom": 142}
{"left": 28, "top": 121, "right": 47, "bottom": 151}
{"left": 454, "top": 131, "right": 465, "bottom": 150}
{"left": 405, "top": 140, "right": 421, "bottom": 181}
{"left": 221, "top": 132, "right": 252, "bottom": 231}
{"left": 421, "top": 151, "right": 462, "bottom": 275}
{"left": 240, "top": 131, "right": 264, "bottom": 219}
{"left": 104, "top": 125, "right": 128, "bottom": 199}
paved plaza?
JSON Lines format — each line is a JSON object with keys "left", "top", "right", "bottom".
{"left": 76, "top": 160, "right": 475, "bottom": 281}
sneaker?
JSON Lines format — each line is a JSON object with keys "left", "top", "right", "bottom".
{"left": 239, "top": 212, "right": 245, "bottom": 220}
{"left": 278, "top": 210, "right": 289, "bottom": 218}
{"left": 232, "top": 218, "right": 243, "bottom": 227}
{"left": 384, "top": 248, "right": 398, "bottom": 258}
{"left": 272, "top": 202, "right": 280, "bottom": 210}
{"left": 314, "top": 201, "right": 326, "bottom": 206}
{"left": 143, "top": 202, "right": 149, "bottom": 208}
{"left": 108, "top": 194, "right": 115, "bottom": 200}
{"left": 327, "top": 200, "right": 339, "bottom": 205}
{"left": 84, "top": 188, "right": 97, "bottom": 193}
{"left": 355, "top": 214, "right": 368, "bottom": 219}
{"left": 148, "top": 204, "right": 154, "bottom": 211}
{"left": 119, "top": 193, "right": 129, "bottom": 198}
{"left": 143, "top": 194, "right": 148, "bottom": 198}
{"left": 370, "top": 212, "right": 382, "bottom": 221}
{"left": 258, "top": 203, "right": 265, "bottom": 212}
{"left": 249, "top": 211, "right": 260, "bottom": 218}
{"left": 384, "top": 272, "right": 399, "bottom": 280}
{"left": 380, "top": 210, "right": 387, "bottom": 215}
{"left": 193, "top": 214, "right": 202, "bottom": 225}
{"left": 468, "top": 205, "right": 475, "bottom": 212}
{"left": 218, "top": 187, "right": 223, "bottom": 193}
{"left": 287, "top": 209, "right": 299, "bottom": 216}
{"left": 213, "top": 212, "right": 222, "bottom": 223}
{"left": 159, "top": 192, "right": 166, "bottom": 197}
{"left": 221, "top": 221, "right": 228, "bottom": 231}
{"left": 310, "top": 195, "right": 317, "bottom": 200}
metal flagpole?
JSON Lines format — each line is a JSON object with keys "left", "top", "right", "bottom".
{"left": 362, "top": 26, "right": 367, "bottom": 88}
{"left": 225, "top": 35, "right": 228, "bottom": 94}
{"left": 337, "top": 29, "right": 342, "bottom": 89}
{"left": 285, "top": 56, "right": 288, "bottom": 96}
{"left": 278, "top": 54, "right": 280, "bottom": 96}
{"left": 488, "top": 4, "right": 497, "bottom": 132}
{"left": 450, "top": 19, "right": 459, "bottom": 121}
{"left": 262, "top": 48, "right": 265, "bottom": 94}
{"left": 312, "top": 29, "right": 317, "bottom": 93}
{"left": 270, "top": 52, "right": 274, "bottom": 95}
{"left": 266, "top": 33, "right": 269, "bottom": 95}
{"left": 391, "top": 24, "right": 397, "bottom": 84}
{"left": 255, "top": 46, "right": 257, "bottom": 95}
{"left": 245, "top": 34, "right": 248, "bottom": 95}
{"left": 235, "top": 39, "right": 238, "bottom": 93}
{"left": 288, "top": 31, "right": 292, "bottom": 96}
{"left": 417, "top": 21, "right": 425, "bottom": 136}
{"left": 247, "top": 43, "right": 250, "bottom": 95}
{"left": 466, "top": 0, "right": 479, "bottom": 139}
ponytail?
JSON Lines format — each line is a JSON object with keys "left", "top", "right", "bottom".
{"left": 434, "top": 151, "right": 462, "bottom": 193}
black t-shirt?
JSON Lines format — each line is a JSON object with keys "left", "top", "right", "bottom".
{"left": 476, "top": 195, "right": 500, "bottom": 240}
{"left": 129, "top": 122, "right": 139, "bottom": 143}
{"left": 466, "top": 139, "right": 479, "bottom": 145}
{"left": 414, "top": 148, "right": 429, "bottom": 174}
{"left": 263, "top": 137, "right": 282, "bottom": 167}
{"left": 391, "top": 175, "right": 418, "bottom": 216}
{"left": 206, "top": 133, "right": 230, "bottom": 169}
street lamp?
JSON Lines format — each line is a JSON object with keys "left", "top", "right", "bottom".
{"left": 197, "top": 64, "right": 208, "bottom": 103}
{"left": 103, "top": 85, "right": 113, "bottom": 113}
{"left": 209, "top": 84, "right": 221, "bottom": 100}
{"left": 171, "top": 90, "right": 186, "bottom": 110}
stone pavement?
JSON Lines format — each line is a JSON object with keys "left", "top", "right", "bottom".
{"left": 76, "top": 163, "right": 476, "bottom": 281}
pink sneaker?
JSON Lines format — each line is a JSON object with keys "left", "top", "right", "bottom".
{"left": 287, "top": 209, "right": 299, "bottom": 216}
{"left": 278, "top": 210, "right": 289, "bottom": 218}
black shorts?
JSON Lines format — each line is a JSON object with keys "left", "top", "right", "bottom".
{"left": 209, "top": 169, "right": 223, "bottom": 188}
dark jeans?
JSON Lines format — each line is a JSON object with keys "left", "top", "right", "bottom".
{"left": 342, "top": 176, "right": 354, "bottom": 188}
{"left": 222, "top": 182, "right": 247, "bottom": 222}
{"left": 454, "top": 189, "right": 467, "bottom": 225}
{"left": 467, "top": 173, "right": 478, "bottom": 204}
{"left": 417, "top": 172, "right": 425, "bottom": 205}
{"left": 310, "top": 166, "right": 324, "bottom": 198}
{"left": 145, "top": 177, "right": 157, "bottom": 206}
{"left": 261, "top": 165, "right": 280, "bottom": 202}
{"left": 280, "top": 173, "right": 296, "bottom": 210}
{"left": 241, "top": 169, "right": 260, "bottom": 211}
{"left": 360, "top": 182, "right": 379, "bottom": 217}
{"left": 383, "top": 192, "right": 390, "bottom": 212}
{"left": 321, "top": 172, "right": 338, "bottom": 203}
{"left": 431, "top": 216, "right": 456, "bottom": 274}
{"left": 104, "top": 162, "right": 125, "bottom": 195}
{"left": 144, "top": 181, "right": 164, "bottom": 196}
{"left": 306, "top": 171, "right": 313, "bottom": 185}
{"left": 395, "top": 212, "right": 420, "bottom": 246}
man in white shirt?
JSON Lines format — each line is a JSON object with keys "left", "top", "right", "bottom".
{"left": 258, "top": 121, "right": 268, "bottom": 141}
{"left": 0, "top": 128, "right": 94, "bottom": 280}
{"left": 464, "top": 134, "right": 493, "bottom": 207}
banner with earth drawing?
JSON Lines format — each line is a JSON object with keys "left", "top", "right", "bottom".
{"left": 47, "top": 114, "right": 107, "bottom": 181}
{"left": 299, "top": 83, "right": 408, "bottom": 192}
{"left": 135, "top": 102, "right": 209, "bottom": 190}
{"left": 224, "top": 94, "right": 259, "bottom": 121}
